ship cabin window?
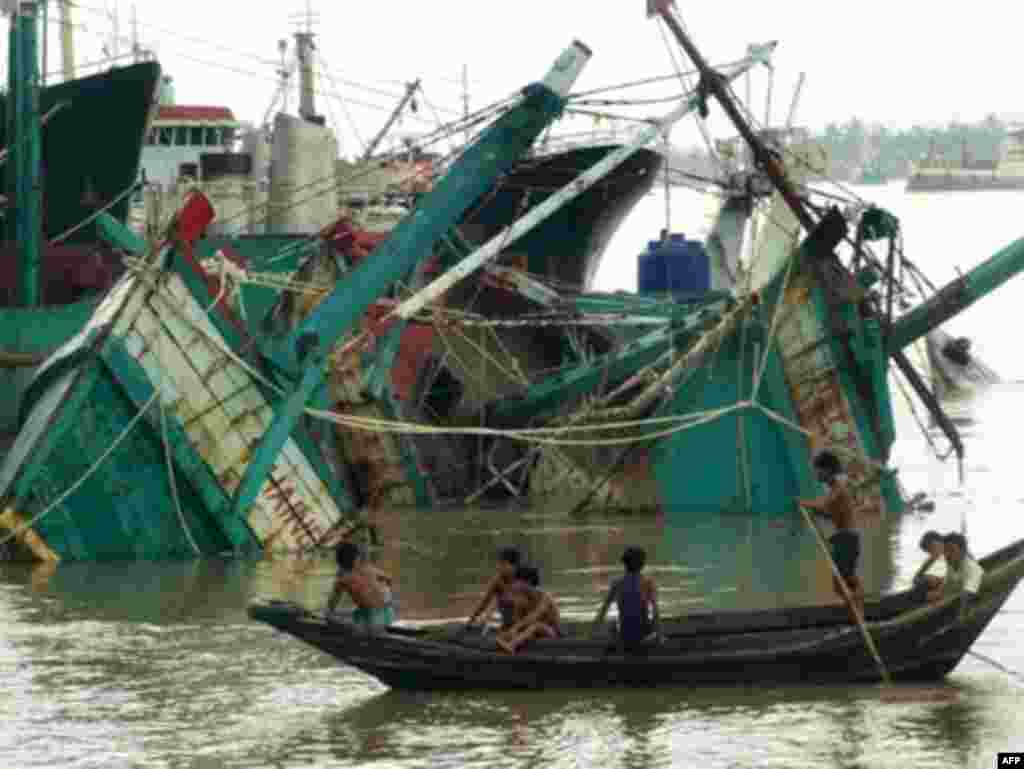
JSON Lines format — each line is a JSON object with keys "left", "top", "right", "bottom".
{"left": 190, "top": 127, "right": 204, "bottom": 146}
{"left": 158, "top": 126, "right": 174, "bottom": 146}
{"left": 206, "top": 127, "right": 222, "bottom": 146}
{"left": 175, "top": 126, "right": 189, "bottom": 146}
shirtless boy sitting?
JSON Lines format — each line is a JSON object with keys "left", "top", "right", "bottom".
{"left": 496, "top": 565, "right": 561, "bottom": 653}
{"left": 327, "top": 542, "right": 396, "bottom": 630}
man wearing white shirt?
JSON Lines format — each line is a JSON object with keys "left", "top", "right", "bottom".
{"left": 912, "top": 530, "right": 947, "bottom": 603}
{"left": 943, "top": 532, "right": 985, "bottom": 615}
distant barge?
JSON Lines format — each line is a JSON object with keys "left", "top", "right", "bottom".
{"left": 907, "top": 128, "right": 1024, "bottom": 191}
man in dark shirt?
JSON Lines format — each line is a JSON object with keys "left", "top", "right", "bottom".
{"left": 592, "top": 546, "right": 662, "bottom": 650}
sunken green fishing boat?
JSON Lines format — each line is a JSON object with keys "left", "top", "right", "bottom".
{"left": 0, "top": 40, "right": 595, "bottom": 560}
{"left": 280, "top": 3, "right": 1024, "bottom": 521}
{"left": 6, "top": 3, "right": 1024, "bottom": 562}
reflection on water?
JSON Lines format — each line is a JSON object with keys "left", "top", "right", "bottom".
{"left": 4, "top": 190, "right": 1024, "bottom": 766}
{"left": 2, "top": 447, "right": 1022, "bottom": 769}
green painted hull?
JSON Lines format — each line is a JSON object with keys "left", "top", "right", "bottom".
{"left": 0, "top": 296, "right": 103, "bottom": 432}
{"left": 0, "top": 61, "right": 162, "bottom": 435}
{"left": 0, "top": 247, "right": 354, "bottom": 561}
{"left": 449, "top": 211, "right": 907, "bottom": 517}
{"left": 1, "top": 356, "right": 240, "bottom": 559}
{"left": 210, "top": 186, "right": 909, "bottom": 519}
{"left": 0, "top": 60, "right": 162, "bottom": 244}
{"left": 648, "top": 316, "right": 901, "bottom": 516}
{"left": 183, "top": 144, "right": 662, "bottom": 509}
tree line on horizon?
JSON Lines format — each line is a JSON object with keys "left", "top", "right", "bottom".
{"left": 813, "top": 114, "right": 1009, "bottom": 180}
{"left": 673, "top": 114, "right": 1012, "bottom": 184}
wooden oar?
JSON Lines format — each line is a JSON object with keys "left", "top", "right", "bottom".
{"left": 800, "top": 505, "right": 892, "bottom": 684}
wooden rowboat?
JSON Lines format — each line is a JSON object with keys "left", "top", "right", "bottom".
{"left": 248, "top": 537, "right": 1024, "bottom": 691}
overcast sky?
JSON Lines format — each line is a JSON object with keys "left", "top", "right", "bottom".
{"left": 17, "top": 0, "right": 1019, "bottom": 156}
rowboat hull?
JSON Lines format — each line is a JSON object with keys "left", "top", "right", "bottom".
{"left": 249, "top": 538, "right": 1024, "bottom": 690}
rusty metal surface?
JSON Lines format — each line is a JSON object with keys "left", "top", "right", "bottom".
{"left": 776, "top": 276, "right": 885, "bottom": 520}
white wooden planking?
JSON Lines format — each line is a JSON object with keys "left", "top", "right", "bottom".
{"left": 107, "top": 269, "right": 345, "bottom": 551}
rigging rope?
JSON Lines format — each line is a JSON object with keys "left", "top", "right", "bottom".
{"left": 750, "top": 241, "right": 799, "bottom": 401}
{"left": 967, "top": 650, "right": 1024, "bottom": 685}
{"left": 891, "top": 360, "right": 958, "bottom": 462}
{"left": 138, "top": 253, "right": 898, "bottom": 500}
{"left": 115, "top": 199, "right": 914, "bottom": 519}
{"left": 656, "top": 16, "right": 721, "bottom": 174}
{"left": 153, "top": 305, "right": 202, "bottom": 556}
{"left": 47, "top": 180, "right": 140, "bottom": 246}
{"left": 122, "top": 259, "right": 735, "bottom": 451}
{"left": 113, "top": 81, "right": 938, "bottom": 517}
{"left": 160, "top": 394, "right": 201, "bottom": 556}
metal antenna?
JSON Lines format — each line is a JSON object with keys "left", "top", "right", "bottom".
{"left": 784, "top": 72, "right": 805, "bottom": 131}
{"left": 261, "top": 38, "right": 293, "bottom": 127}
{"left": 59, "top": 0, "right": 75, "bottom": 80}
{"left": 279, "top": 38, "right": 291, "bottom": 115}
{"left": 291, "top": 0, "right": 320, "bottom": 121}
{"left": 110, "top": 0, "right": 119, "bottom": 60}
{"left": 131, "top": 2, "right": 139, "bottom": 63}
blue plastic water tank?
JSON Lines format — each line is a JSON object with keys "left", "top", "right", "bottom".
{"left": 637, "top": 238, "right": 667, "bottom": 294}
{"left": 666, "top": 236, "right": 710, "bottom": 294}
{"left": 637, "top": 234, "right": 709, "bottom": 295}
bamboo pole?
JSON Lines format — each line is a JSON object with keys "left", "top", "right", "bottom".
{"left": 800, "top": 505, "right": 892, "bottom": 684}
{"left": 0, "top": 349, "right": 48, "bottom": 367}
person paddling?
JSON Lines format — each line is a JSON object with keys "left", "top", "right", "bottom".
{"left": 799, "top": 450, "right": 864, "bottom": 623}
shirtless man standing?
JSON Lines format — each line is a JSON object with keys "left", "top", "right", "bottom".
{"left": 799, "top": 450, "right": 864, "bottom": 623}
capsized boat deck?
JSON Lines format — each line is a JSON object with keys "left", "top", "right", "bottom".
{"left": 0, "top": 196, "right": 354, "bottom": 561}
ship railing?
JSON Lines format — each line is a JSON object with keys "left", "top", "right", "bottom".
{"left": 529, "top": 127, "right": 636, "bottom": 157}
{"left": 42, "top": 50, "right": 156, "bottom": 85}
